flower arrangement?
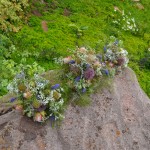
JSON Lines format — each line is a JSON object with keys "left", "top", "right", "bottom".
{"left": 103, "top": 36, "right": 129, "bottom": 74}
{"left": 59, "top": 47, "right": 103, "bottom": 95}
{"left": 57, "top": 37, "right": 129, "bottom": 96}
{"left": 7, "top": 72, "right": 64, "bottom": 122}
{"left": 7, "top": 37, "right": 129, "bottom": 123}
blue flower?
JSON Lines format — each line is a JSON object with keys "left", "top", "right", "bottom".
{"left": 68, "top": 60, "right": 75, "bottom": 64}
{"left": 75, "top": 76, "right": 81, "bottom": 82}
{"left": 82, "top": 88, "right": 86, "bottom": 93}
{"left": 49, "top": 115, "right": 55, "bottom": 121}
{"left": 104, "top": 69, "right": 109, "bottom": 75}
{"left": 10, "top": 97, "right": 17, "bottom": 103}
{"left": 104, "top": 46, "right": 107, "bottom": 52}
{"left": 114, "top": 40, "right": 119, "bottom": 45}
{"left": 86, "top": 64, "right": 91, "bottom": 68}
{"left": 51, "top": 84, "right": 60, "bottom": 90}
{"left": 96, "top": 54, "right": 102, "bottom": 60}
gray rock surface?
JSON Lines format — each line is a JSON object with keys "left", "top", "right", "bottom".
{"left": 0, "top": 68, "right": 150, "bottom": 150}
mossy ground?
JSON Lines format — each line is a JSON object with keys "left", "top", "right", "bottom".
{"left": 5, "top": 0, "right": 150, "bottom": 97}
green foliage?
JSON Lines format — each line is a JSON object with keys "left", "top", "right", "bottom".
{"left": 0, "top": 59, "right": 45, "bottom": 96}
{"left": 75, "top": 94, "right": 91, "bottom": 107}
{"left": 139, "top": 50, "right": 150, "bottom": 69}
{"left": 0, "top": 0, "right": 29, "bottom": 32}
{"left": 69, "top": 24, "right": 88, "bottom": 39}
{"left": 1, "top": 0, "right": 150, "bottom": 98}
{"left": 0, "top": 34, "right": 45, "bottom": 96}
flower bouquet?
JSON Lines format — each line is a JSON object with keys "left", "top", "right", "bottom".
{"left": 7, "top": 72, "right": 64, "bottom": 122}
{"left": 103, "top": 36, "right": 129, "bottom": 74}
{"left": 60, "top": 47, "right": 104, "bottom": 96}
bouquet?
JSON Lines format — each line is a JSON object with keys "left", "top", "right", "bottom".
{"left": 7, "top": 72, "right": 64, "bottom": 122}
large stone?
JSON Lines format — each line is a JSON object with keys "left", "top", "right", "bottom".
{"left": 0, "top": 68, "right": 150, "bottom": 150}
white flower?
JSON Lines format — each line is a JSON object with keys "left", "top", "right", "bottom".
{"left": 63, "top": 56, "right": 72, "bottom": 64}
{"left": 127, "top": 21, "right": 130, "bottom": 25}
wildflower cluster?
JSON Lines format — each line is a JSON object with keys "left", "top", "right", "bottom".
{"left": 61, "top": 47, "right": 103, "bottom": 94}
{"left": 7, "top": 72, "right": 64, "bottom": 122}
{"left": 59, "top": 37, "right": 129, "bottom": 96}
{"left": 7, "top": 37, "right": 129, "bottom": 123}
{"left": 104, "top": 36, "right": 129, "bottom": 74}
{"left": 113, "top": 10, "right": 138, "bottom": 33}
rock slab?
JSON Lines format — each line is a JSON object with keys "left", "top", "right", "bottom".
{"left": 0, "top": 68, "right": 150, "bottom": 150}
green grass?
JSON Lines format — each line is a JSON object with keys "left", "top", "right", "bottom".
{"left": 2, "top": 0, "right": 150, "bottom": 97}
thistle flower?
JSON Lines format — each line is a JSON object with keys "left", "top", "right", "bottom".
{"left": 104, "top": 46, "right": 107, "bottom": 52}
{"left": 51, "top": 84, "right": 60, "bottom": 90}
{"left": 82, "top": 88, "right": 86, "bottom": 93}
{"left": 84, "top": 68, "right": 95, "bottom": 80}
{"left": 68, "top": 60, "right": 75, "bottom": 64}
{"left": 117, "top": 57, "right": 125, "bottom": 66}
{"left": 114, "top": 40, "right": 119, "bottom": 45}
{"left": 75, "top": 76, "right": 81, "bottom": 82}
{"left": 104, "top": 69, "right": 109, "bottom": 75}
{"left": 10, "top": 97, "right": 17, "bottom": 103}
{"left": 50, "top": 115, "right": 55, "bottom": 121}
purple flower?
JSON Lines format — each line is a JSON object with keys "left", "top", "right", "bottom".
{"left": 10, "top": 97, "right": 17, "bottom": 103}
{"left": 51, "top": 84, "right": 60, "bottom": 90}
{"left": 104, "top": 69, "right": 109, "bottom": 75}
{"left": 84, "top": 68, "right": 95, "bottom": 80}
{"left": 75, "top": 76, "right": 81, "bottom": 82}
{"left": 82, "top": 88, "right": 86, "bottom": 93}
{"left": 68, "top": 60, "right": 75, "bottom": 64}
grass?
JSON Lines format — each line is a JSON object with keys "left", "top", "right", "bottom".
{"left": 2, "top": 0, "right": 150, "bottom": 97}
